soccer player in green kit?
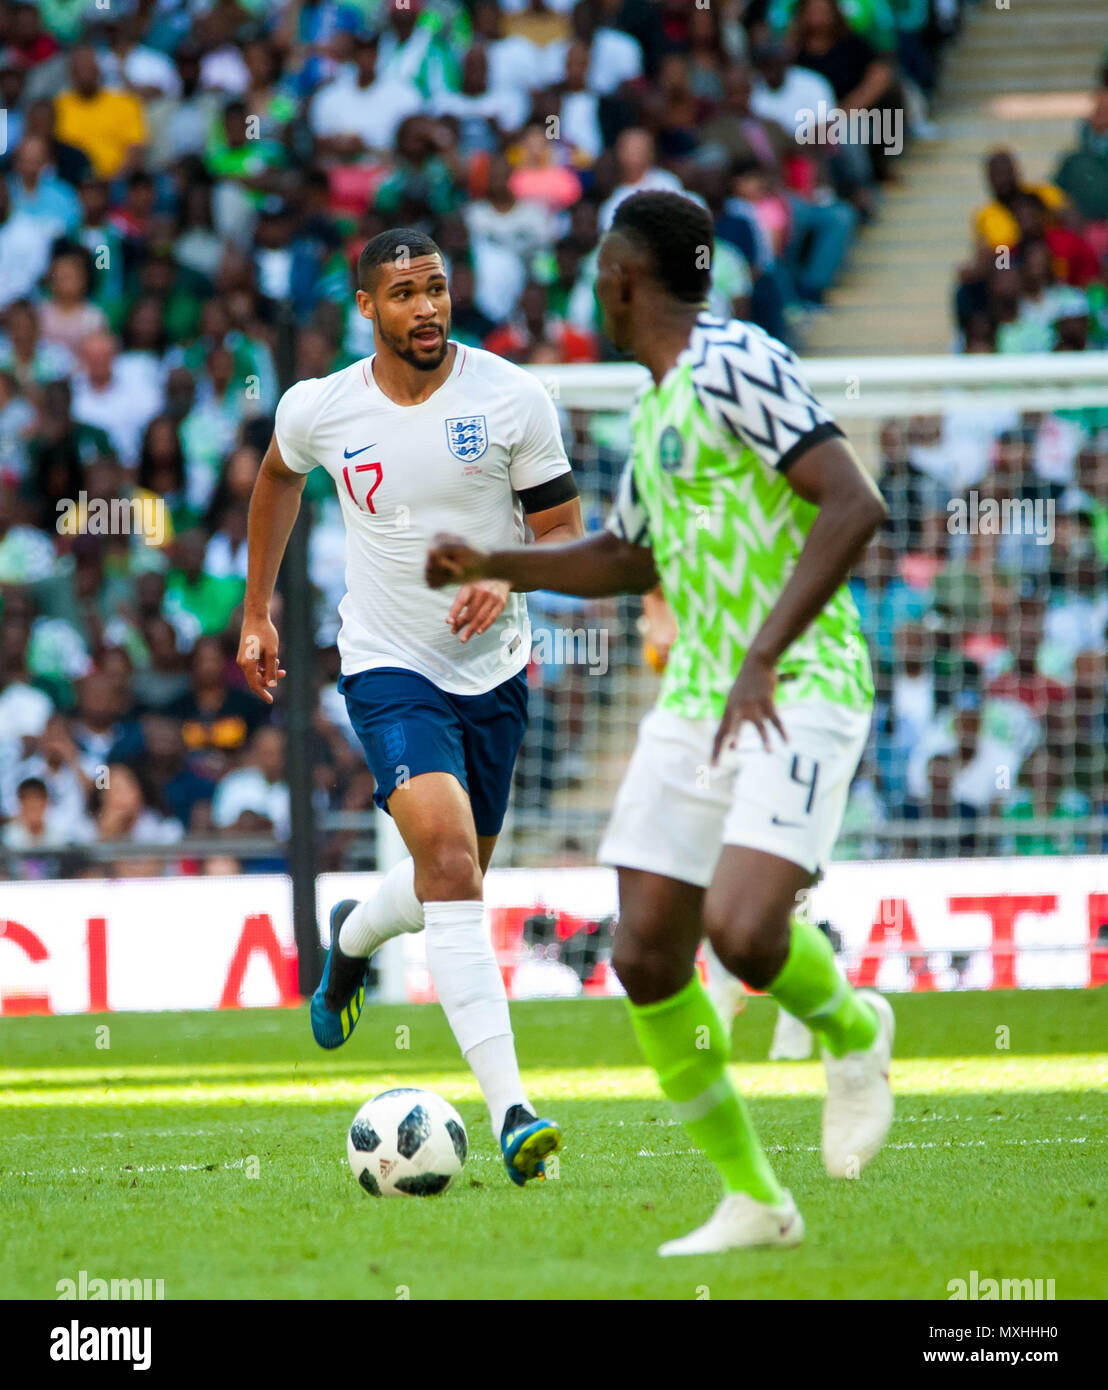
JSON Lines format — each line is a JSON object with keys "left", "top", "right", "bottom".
{"left": 426, "top": 190, "right": 894, "bottom": 1255}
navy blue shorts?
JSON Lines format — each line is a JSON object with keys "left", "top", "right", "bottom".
{"left": 339, "top": 666, "right": 529, "bottom": 837}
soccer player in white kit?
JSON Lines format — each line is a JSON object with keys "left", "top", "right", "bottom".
{"left": 237, "top": 229, "right": 583, "bottom": 1185}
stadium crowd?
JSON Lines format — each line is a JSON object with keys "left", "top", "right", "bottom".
{"left": 8, "top": 0, "right": 1103, "bottom": 880}
{"left": 837, "top": 50, "right": 1108, "bottom": 859}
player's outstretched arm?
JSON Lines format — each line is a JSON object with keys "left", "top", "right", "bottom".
{"left": 713, "top": 436, "right": 887, "bottom": 760}
{"left": 426, "top": 528, "right": 658, "bottom": 598}
{"left": 237, "top": 436, "right": 306, "bottom": 704}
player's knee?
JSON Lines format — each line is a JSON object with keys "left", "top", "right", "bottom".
{"left": 611, "top": 928, "right": 687, "bottom": 1005}
{"left": 704, "top": 895, "right": 790, "bottom": 991}
{"left": 415, "top": 844, "right": 482, "bottom": 903}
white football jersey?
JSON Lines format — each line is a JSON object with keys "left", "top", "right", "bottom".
{"left": 274, "top": 343, "right": 572, "bottom": 695}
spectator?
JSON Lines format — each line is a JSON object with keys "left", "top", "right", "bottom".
{"left": 8, "top": 132, "right": 81, "bottom": 236}
{"left": 3, "top": 712, "right": 95, "bottom": 836}
{"left": 39, "top": 243, "right": 109, "bottom": 357}
{"left": 1053, "top": 86, "right": 1108, "bottom": 224}
{"left": 484, "top": 279, "right": 598, "bottom": 363}
{"left": 0, "top": 179, "right": 53, "bottom": 313}
{"left": 71, "top": 332, "right": 160, "bottom": 468}
{"left": 164, "top": 532, "right": 245, "bottom": 641}
{"left": 310, "top": 35, "right": 422, "bottom": 159}
{"left": 973, "top": 148, "right": 1066, "bottom": 255}
{"left": 92, "top": 760, "right": 183, "bottom": 855}
{"left": 544, "top": 0, "right": 644, "bottom": 96}
{"left": 789, "top": 0, "right": 900, "bottom": 188}
{"left": 166, "top": 634, "right": 265, "bottom": 758}
{"left": 465, "top": 154, "right": 555, "bottom": 320}
{"left": 53, "top": 46, "right": 147, "bottom": 180}
{"left": 472, "top": 0, "right": 547, "bottom": 97}
{"left": 506, "top": 120, "right": 583, "bottom": 214}
{"left": 1, "top": 774, "right": 84, "bottom": 861}
{"left": 433, "top": 46, "right": 530, "bottom": 156}
{"left": 211, "top": 726, "right": 291, "bottom": 840}
{"left": 598, "top": 128, "right": 683, "bottom": 230}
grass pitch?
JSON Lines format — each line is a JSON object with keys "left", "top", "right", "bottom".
{"left": 1, "top": 990, "right": 1105, "bottom": 1300}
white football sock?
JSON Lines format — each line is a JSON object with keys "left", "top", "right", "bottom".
{"left": 423, "top": 898, "right": 530, "bottom": 1138}
{"left": 338, "top": 857, "right": 424, "bottom": 958}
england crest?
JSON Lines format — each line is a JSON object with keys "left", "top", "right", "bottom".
{"left": 381, "top": 722, "right": 406, "bottom": 764}
{"left": 445, "top": 415, "right": 488, "bottom": 462}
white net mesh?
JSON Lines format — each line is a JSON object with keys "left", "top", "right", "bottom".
{"left": 494, "top": 352, "right": 1108, "bottom": 868}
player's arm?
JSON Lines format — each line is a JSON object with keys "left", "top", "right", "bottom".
{"left": 237, "top": 435, "right": 306, "bottom": 703}
{"left": 428, "top": 528, "right": 658, "bottom": 597}
{"left": 712, "top": 435, "right": 887, "bottom": 758}
{"left": 444, "top": 485, "right": 587, "bottom": 642}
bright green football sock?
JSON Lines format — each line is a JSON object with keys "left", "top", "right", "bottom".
{"left": 628, "top": 975, "right": 785, "bottom": 1204}
{"left": 768, "top": 917, "right": 878, "bottom": 1058}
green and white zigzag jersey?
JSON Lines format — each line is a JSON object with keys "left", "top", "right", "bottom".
{"left": 606, "top": 314, "right": 873, "bottom": 722}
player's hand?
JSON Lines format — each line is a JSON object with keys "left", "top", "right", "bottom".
{"left": 711, "top": 649, "right": 787, "bottom": 763}
{"left": 237, "top": 613, "right": 287, "bottom": 704}
{"left": 640, "top": 590, "right": 677, "bottom": 674}
{"left": 446, "top": 578, "right": 510, "bottom": 644}
{"left": 425, "top": 533, "right": 490, "bottom": 589}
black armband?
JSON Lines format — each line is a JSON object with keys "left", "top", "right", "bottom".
{"left": 516, "top": 470, "right": 579, "bottom": 514}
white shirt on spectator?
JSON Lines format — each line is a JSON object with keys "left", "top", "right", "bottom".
{"left": 558, "top": 90, "right": 602, "bottom": 159}
{"left": 71, "top": 369, "right": 161, "bottom": 468}
{"left": 486, "top": 34, "right": 546, "bottom": 95}
{"left": 2, "top": 753, "right": 96, "bottom": 828}
{"left": 599, "top": 168, "right": 684, "bottom": 231}
{"left": 212, "top": 768, "right": 290, "bottom": 838}
{"left": 102, "top": 45, "right": 182, "bottom": 97}
{"left": 0, "top": 683, "right": 52, "bottom": 742}
{"left": 200, "top": 44, "right": 250, "bottom": 95}
{"left": 310, "top": 74, "right": 423, "bottom": 152}
{"left": 0, "top": 211, "right": 52, "bottom": 311}
{"left": 465, "top": 196, "right": 554, "bottom": 266}
{"left": 545, "top": 29, "right": 643, "bottom": 94}
{"left": 751, "top": 67, "right": 836, "bottom": 137}
{"left": 432, "top": 85, "right": 531, "bottom": 139}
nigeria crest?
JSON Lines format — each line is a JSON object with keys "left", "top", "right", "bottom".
{"left": 659, "top": 425, "right": 684, "bottom": 472}
{"left": 445, "top": 415, "right": 488, "bottom": 462}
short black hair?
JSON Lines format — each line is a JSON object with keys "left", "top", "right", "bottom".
{"left": 17, "top": 776, "right": 48, "bottom": 799}
{"left": 356, "top": 228, "right": 444, "bottom": 292}
{"left": 609, "top": 191, "right": 714, "bottom": 304}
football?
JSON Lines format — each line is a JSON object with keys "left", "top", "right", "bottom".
{"left": 346, "top": 1088, "right": 468, "bottom": 1197}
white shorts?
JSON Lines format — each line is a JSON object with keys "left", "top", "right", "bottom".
{"left": 598, "top": 701, "right": 871, "bottom": 888}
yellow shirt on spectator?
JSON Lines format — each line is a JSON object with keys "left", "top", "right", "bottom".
{"left": 974, "top": 183, "right": 1066, "bottom": 250}
{"left": 54, "top": 88, "right": 146, "bottom": 178}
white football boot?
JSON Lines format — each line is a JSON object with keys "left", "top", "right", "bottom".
{"left": 658, "top": 1190, "right": 804, "bottom": 1257}
{"left": 769, "top": 1005, "right": 813, "bottom": 1060}
{"left": 821, "top": 989, "right": 895, "bottom": 1178}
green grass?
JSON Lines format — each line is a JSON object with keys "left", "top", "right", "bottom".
{"left": 2, "top": 991, "right": 1106, "bottom": 1300}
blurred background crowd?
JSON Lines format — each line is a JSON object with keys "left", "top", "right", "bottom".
{"left": 0, "top": 0, "right": 1106, "bottom": 880}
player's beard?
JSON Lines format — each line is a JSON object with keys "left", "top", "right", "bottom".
{"left": 376, "top": 315, "right": 451, "bottom": 371}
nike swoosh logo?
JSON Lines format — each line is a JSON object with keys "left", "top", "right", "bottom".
{"left": 771, "top": 816, "right": 804, "bottom": 827}
{"left": 343, "top": 444, "right": 376, "bottom": 458}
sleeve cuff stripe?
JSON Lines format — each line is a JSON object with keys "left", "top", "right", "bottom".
{"left": 776, "top": 421, "right": 844, "bottom": 473}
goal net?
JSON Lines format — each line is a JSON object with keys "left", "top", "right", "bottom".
{"left": 496, "top": 351, "right": 1108, "bottom": 877}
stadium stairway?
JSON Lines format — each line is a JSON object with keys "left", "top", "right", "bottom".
{"left": 803, "top": 0, "right": 1101, "bottom": 356}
